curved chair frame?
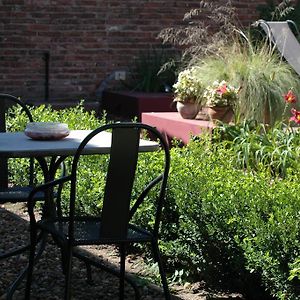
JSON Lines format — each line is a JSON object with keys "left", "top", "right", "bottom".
{"left": 25, "top": 122, "right": 171, "bottom": 300}
{"left": 0, "top": 93, "right": 65, "bottom": 299}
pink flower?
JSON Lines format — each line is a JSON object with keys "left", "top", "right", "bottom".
{"left": 284, "top": 90, "right": 297, "bottom": 104}
{"left": 216, "top": 84, "right": 228, "bottom": 95}
{"left": 290, "top": 108, "right": 300, "bottom": 124}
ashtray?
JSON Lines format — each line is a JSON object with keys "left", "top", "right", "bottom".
{"left": 24, "top": 122, "right": 70, "bottom": 140}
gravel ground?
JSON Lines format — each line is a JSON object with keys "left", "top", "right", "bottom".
{"left": 0, "top": 204, "right": 244, "bottom": 300}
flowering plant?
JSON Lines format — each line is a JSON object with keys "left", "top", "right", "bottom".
{"left": 284, "top": 90, "right": 297, "bottom": 104}
{"left": 173, "top": 67, "right": 203, "bottom": 103}
{"left": 281, "top": 89, "right": 300, "bottom": 125}
{"left": 203, "top": 80, "right": 239, "bottom": 107}
{"left": 283, "top": 89, "right": 300, "bottom": 125}
{"left": 290, "top": 108, "right": 300, "bottom": 124}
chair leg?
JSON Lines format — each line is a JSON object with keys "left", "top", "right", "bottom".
{"left": 63, "top": 245, "right": 73, "bottom": 300}
{"left": 151, "top": 241, "right": 171, "bottom": 300}
{"left": 25, "top": 227, "right": 38, "bottom": 300}
{"left": 61, "top": 247, "right": 67, "bottom": 275}
{"left": 0, "top": 244, "right": 31, "bottom": 260}
{"left": 85, "top": 261, "right": 94, "bottom": 284}
{"left": 119, "top": 243, "right": 126, "bottom": 300}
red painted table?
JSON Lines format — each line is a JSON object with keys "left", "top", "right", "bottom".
{"left": 142, "top": 112, "right": 215, "bottom": 144}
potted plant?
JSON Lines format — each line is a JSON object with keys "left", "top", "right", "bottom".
{"left": 173, "top": 67, "right": 203, "bottom": 119}
{"left": 159, "top": 1, "right": 300, "bottom": 125}
{"left": 202, "top": 80, "right": 239, "bottom": 123}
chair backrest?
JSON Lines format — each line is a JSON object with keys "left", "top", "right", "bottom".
{"left": 258, "top": 20, "right": 300, "bottom": 75}
{"left": 69, "top": 122, "right": 170, "bottom": 240}
{"left": 0, "top": 93, "right": 34, "bottom": 188}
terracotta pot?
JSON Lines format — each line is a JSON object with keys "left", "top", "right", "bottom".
{"left": 206, "top": 106, "right": 234, "bottom": 123}
{"left": 176, "top": 102, "right": 200, "bottom": 119}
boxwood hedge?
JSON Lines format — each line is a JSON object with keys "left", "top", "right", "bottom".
{"left": 7, "top": 104, "right": 300, "bottom": 299}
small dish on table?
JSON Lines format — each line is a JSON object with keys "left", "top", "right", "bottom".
{"left": 24, "top": 122, "right": 70, "bottom": 140}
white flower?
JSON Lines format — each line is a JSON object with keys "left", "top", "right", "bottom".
{"left": 173, "top": 67, "right": 203, "bottom": 103}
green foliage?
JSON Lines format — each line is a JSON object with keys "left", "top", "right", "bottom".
{"left": 7, "top": 102, "right": 107, "bottom": 186}
{"left": 7, "top": 101, "right": 105, "bottom": 131}
{"left": 159, "top": 0, "right": 300, "bottom": 125}
{"left": 161, "top": 137, "right": 300, "bottom": 299}
{"left": 8, "top": 105, "right": 300, "bottom": 299}
{"left": 214, "top": 120, "right": 300, "bottom": 178}
{"left": 257, "top": 0, "right": 300, "bottom": 27}
{"left": 127, "top": 47, "right": 178, "bottom": 93}
{"left": 193, "top": 40, "right": 300, "bottom": 124}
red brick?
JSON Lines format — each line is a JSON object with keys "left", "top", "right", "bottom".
{"left": 0, "top": 0, "right": 269, "bottom": 102}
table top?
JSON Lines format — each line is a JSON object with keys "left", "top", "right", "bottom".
{"left": 0, "top": 130, "right": 159, "bottom": 158}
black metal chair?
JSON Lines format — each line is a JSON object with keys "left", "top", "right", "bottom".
{"left": 0, "top": 93, "right": 66, "bottom": 300}
{"left": 25, "top": 122, "right": 171, "bottom": 299}
{"left": 0, "top": 93, "right": 46, "bottom": 260}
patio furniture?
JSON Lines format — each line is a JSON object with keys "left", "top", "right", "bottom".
{"left": 0, "top": 127, "right": 158, "bottom": 299}
{"left": 0, "top": 93, "right": 47, "bottom": 259}
{"left": 24, "top": 123, "right": 171, "bottom": 300}
{"left": 0, "top": 94, "right": 68, "bottom": 299}
{"left": 257, "top": 19, "right": 300, "bottom": 75}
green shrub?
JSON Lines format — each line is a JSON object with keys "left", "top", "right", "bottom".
{"left": 214, "top": 120, "right": 300, "bottom": 177}
{"left": 7, "top": 102, "right": 107, "bottom": 186}
{"left": 8, "top": 105, "right": 300, "bottom": 299}
{"left": 162, "top": 138, "right": 300, "bottom": 299}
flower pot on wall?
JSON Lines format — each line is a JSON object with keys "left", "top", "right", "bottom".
{"left": 176, "top": 102, "right": 200, "bottom": 119}
{"left": 205, "top": 106, "right": 234, "bottom": 123}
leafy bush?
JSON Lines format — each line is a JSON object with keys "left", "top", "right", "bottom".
{"left": 126, "top": 47, "right": 178, "bottom": 93}
{"left": 162, "top": 137, "right": 300, "bottom": 299}
{"left": 7, "top": 102, "right": 107, "bottom": 186}
{"left": 8, "top": 104, "right": 300, "bottom": 299}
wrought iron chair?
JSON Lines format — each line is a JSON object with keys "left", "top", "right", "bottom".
{"left": 0, "top": 93, "right": 46, "bottom": 260}
{"left": 0, "top": 93, "right": 66, "bottom": 299}
{"left": 25, "top": 122, "right": 171, "bottom": 299}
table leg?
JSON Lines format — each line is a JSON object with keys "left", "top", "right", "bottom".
{"left": 35, "top": 155, "right": 67, "bottom": 218}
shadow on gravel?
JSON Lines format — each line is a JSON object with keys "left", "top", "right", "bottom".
{"left": 0, "top": 207, "right": 173, "bottom": 300}
{"left": 0, "top": 206, "right": 246, "bottom": 300}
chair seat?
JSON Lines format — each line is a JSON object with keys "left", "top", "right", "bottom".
{"left": 0, "top": 186, "right": 45, "bottom": 204}
{"left": 38, "top": 217, "right": 153, "bottom": 245}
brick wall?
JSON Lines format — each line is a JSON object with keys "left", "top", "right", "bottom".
{"left": 0, "top": 0, "right": 268, "bottom": 103}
